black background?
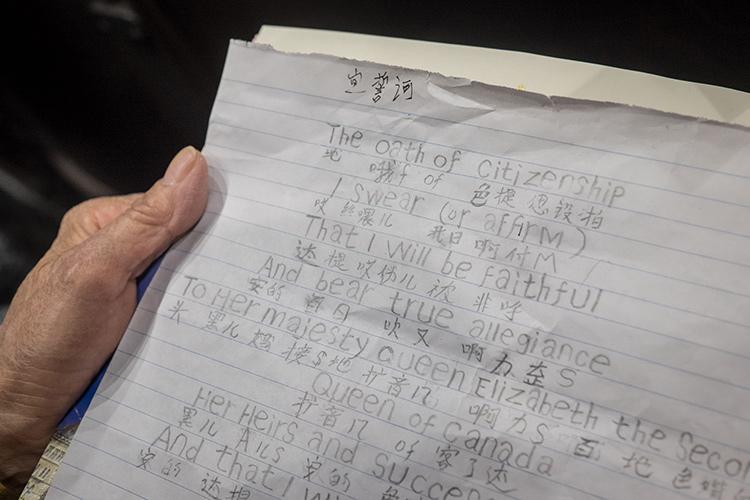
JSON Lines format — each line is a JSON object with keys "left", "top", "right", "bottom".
{"left": 1, "top": 1, "right": 748, "bottom": 310}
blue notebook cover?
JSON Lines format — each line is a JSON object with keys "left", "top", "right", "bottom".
{"left": 57, "top": 256, "right": 163, "bottom": 429}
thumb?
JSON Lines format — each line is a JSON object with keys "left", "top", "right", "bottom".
{"left": 79, "top": 146, "right": 209, "bottom": 286}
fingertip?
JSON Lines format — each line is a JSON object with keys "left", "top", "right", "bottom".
{"left": 163, "top": 146, "right": 207, "bottom": 186}
{"left": 169, "top": 147, "right": 209, "bottom": 231}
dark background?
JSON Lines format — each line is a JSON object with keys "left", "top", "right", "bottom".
{"left": 1, "top": 1, "right": 748, "bottom": 314}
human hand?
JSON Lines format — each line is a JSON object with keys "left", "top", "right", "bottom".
{"left": 0, "top": 146, "right": 208, "bottom": 492}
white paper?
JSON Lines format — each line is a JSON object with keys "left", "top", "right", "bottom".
{"left": 48, "top": 41, "right": 750, "bottom": 500}
{"left": 253, "top": 26, "right": 750, "bottom": 128}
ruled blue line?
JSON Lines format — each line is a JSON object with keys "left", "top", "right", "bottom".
{"left": 123, "top": 324, "right": 601, "bottom": 499}
{"left": 47, "top": 484, "right": 83, "bottom": 500}
{"left": 199, "top": 191, "right": 750, "bottom": 357}
{"left": 149, "top": 256, "right": 750, "bottom": 457}
{"left": 79, "top": 415, "right": 280, "bottom": 500}
{"left": 143, "top": 267, "right": 750, "bottom": 489}
{"left": 219, "top": 75, "right": 750, "bottom": 182}
{"left": 205, "top": 151, "right": 750, "bottom": 300}
{"left": 158, "top": 251, "right": 750, "bottom": 431}
{"left": 87, "top": 392, "right": 352, "bottom": 500}
{"left": 210, "top": 102, "right": 750, "bottom": 228}
{"left": 205, "top": 150, "right": 750, "bottom": 322}
{"left": 122, "top": 317, "right": 680, "bottom": 500}
{"left": 57, "top": 459, "right": 149, "bottom": 500}
{"left": 179, "top": 225, "right": 750, "bottom": 393}
{"left": 203, "top": 134, "right": 750, "bottom": 272}
{"left": 100, "top": 366, "right": 522, "bottom": 500}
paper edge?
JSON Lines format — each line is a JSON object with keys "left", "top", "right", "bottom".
{"left": 237, "top": 38, "right": 750, "bottom": 133}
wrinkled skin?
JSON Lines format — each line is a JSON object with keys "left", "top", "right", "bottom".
{"left": 0, "top": 147, "right": 208, "bottom": 494}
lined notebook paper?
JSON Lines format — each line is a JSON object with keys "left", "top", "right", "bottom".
{"left": 48, "top": 41, "right": 750, "bottom": 499}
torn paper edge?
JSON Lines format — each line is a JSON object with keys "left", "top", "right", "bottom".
{"left": 239, "top": 38, "right": 750, "bottom": 133}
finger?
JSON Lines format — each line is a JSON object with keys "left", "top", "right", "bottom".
{"left": 68, "top": 146, "right": 209, "bottom": 290}
{"left": 53, "top": 193, "right": 144, "bottom": 252}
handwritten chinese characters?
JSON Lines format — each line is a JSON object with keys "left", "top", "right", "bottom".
{"left": 345, "top": 67, "right": 413, "bottom": 103}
